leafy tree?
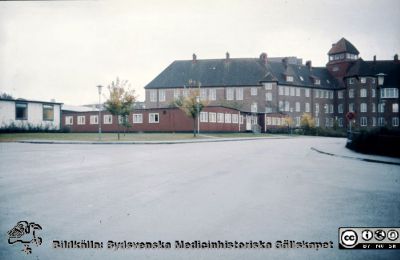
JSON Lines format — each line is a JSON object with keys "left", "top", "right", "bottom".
{"left": 282, "top": 116, "right": 294, "bottom": 134}
{"left": 300, "top": 113, "right": 316, "bottom": 135}
{"left": 0, "top": 92, "right": 13, "bottom": 99}
{"left": 173, "top": 89, "right": 207, "bottom": 137}
{"left": 104, "top": 77, "right": 137, "bottom": 140}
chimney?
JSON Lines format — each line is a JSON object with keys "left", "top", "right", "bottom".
{"left": 259, "top": 52, "right": 268, "bottom": 64}
{"left": 373, "top": 55, "right": 376, "bottom": 62}
{"left": 282, "top": 57, "right": 288, "bottom": 68}
{"left": 394, "top": 54, "right": 398, "bottom": 62}
{"left": 192, "top": 53, "right": 197, "bottom": 63}
{"left": 225, "top": 52, "right": 230, "bottom": 62}
{"left": 306, "top": 60, "right": 312, "bottom": 70}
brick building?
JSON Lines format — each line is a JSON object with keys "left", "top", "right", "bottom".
{"left": 144, "top": 38, "right": 400, "bottom": 129}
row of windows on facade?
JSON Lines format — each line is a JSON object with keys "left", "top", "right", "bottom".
{"left": 329, "top": 53, "right": 358, "bottom": 61}
{"left": 15, "top": 103, "right": 54, "bottom": 121}
{"left": 345, "top": 87, "right": 399, "bottom": 99}
{"left": 347, "top": 76, "right": 385, "bottom": 85}
{"left": 64, "top": 112, "right": 245, "bottom": 126}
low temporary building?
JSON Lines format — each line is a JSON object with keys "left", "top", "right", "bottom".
{"left": 0, "top": 98, "right": 62, "bottom": 130}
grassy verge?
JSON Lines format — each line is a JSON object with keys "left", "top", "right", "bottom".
{"left": 0, "top": 132, "right": 275, "bottom": 142}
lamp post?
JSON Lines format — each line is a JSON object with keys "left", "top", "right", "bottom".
{"left": 96, "top": 85, "right": 103, "bottom": 141}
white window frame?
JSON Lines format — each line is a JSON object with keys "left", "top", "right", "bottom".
{"left": 360, "top": 117, "right": 367, "bottom": 127}
{"left": 132, "top": 113, "right": 143, "bottom": 124}
{"left": 360, "top": 89, "right": 367, "bottom": 98}
{"left": 266, "top": 92, "right": 272, "bottom": 101}
{"left": 217, "top": 113, "right": 224, "bottom": 123}
{"left": 159, "top": 89, "right": 166, "bottom": 102}
{"left": 224, "top": 113, "right": 231, "bottom": 123}
{"left": 305, "top": 103, "right": 310, "bottom": 113}
{"left": 295, "top": 102, "right": 300, "bottom": 112}
{"left": 65, "top": 116, "right": 73, "bottom": 125}
{"left": 226, "top": 88, "right": 234, "bottom": 100}
{"left": 90, "top": 115, "right": 98, "bottom": 125}
{"left": 150, "top": 90, "right": 157, "bottom": 102}
{"left": 209, "top": 112, "right": 216, "bottom": 123}
{"left": 232, "top": 114, "right": 239, "bottom": 124}
{"left": 393, "top": 103, "right": 399, "bottom": 113}
{"left": 173, "top": 89, "right": 180, "bottom": 99}
{"left": 392, "top": 117, "right": 399, "bottom": 127}
{"left": 338, "top": 90, "right": 343, "bottom": 99}
{"left": 149, "top": 113, "right": 159, "bottom": 123}
{"left": 286, "top": 75, "right": 294, "bottom": 82}
{"left": 104, "top": 115, "right": 113, "bottom": 124}
{"left": 200, "top": 88, "right": 207, "bottom": 101}
{"left": 77, "top": 116, "right": 85, "bottom": 125}
{"left": 360, "top": 103, "right": 367, "bottom": 113}
{"left": 200, "top": 112, "right": 208, "bottom": 122}
{"left": 251, "top": 102, "right": 258, "bottom": 113}
{"left": 236, "top": 88, "right": 243, "bottom": 101}
{"left": 264, "top": 83, "right": 273, "bottom": 90}
{"left": 305, "top": 88, "right": 310, "bottom": 97}
{"left": 209, "top": 88, "right": 216, "bottom": 101}
{"left": 250, "top": 87, "right": 258, "bottom": 96}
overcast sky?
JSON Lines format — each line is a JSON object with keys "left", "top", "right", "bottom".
{"left": 0, "top": 0, "right": 399, "bottom": 105}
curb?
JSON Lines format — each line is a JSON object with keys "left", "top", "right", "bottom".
{"left": 16, "top": 136, "right": 287, "bottom": 145}
{"left": 310, "top": 147, "right": 400, "bottom": 166}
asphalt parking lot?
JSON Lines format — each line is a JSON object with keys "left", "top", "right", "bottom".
{"left": 0, "top": 137, "right": 399, "bottom": 259}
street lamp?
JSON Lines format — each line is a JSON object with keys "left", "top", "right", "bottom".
{"left": 96, "top": 85, "right": 103, "bottom": 141}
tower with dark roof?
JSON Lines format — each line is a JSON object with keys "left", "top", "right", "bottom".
{"left": 326, "top": 38, "right": 360, "bottom": 80}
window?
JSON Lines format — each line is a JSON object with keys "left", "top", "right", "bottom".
{"left": 330, "top": 104, "right": 334, "bottom": 114}
{"left": 104, "top": 115, "right": 112, "bottom": 124}
{"left": 200, "top": 88, "right": 207, "bottom": 100}
{"left": 338, "top": 90, "right": 344, "bottom": 99}
{"left": 315, "top": 117, "right": 320, "bottom": 127}
{"left": 380, "top": 88, "right": 399, "bottom": 98}
{"left": 348, "top": 78, "right": 354, "bottom": 85}
{"left": 305, "top": 88, "right": 310, "bottom": 97}
{"left": 251, "top": 102, "right": 258, "bottom": 113}
{"left": 41, "top": 104, "right": 54, "bottom": 121}
{"left": 329, "top": 91, "right": 334, "bottom": 99}
{"left": 372, "top": 117, "right": 376, "bottom": 127}
{"left": 174, "top": 89, "right": 180, "bottom": 99}
{"left": 325, "top": 118, "right": 330, "bottom": 127}
{"left": 378, "top": 103, "right": 385, "bottom": 113}
{"left": 264, "top": 83, "right": 273, "bottom": 90}
{"left": 65, "top": 116, "right": 73, "bottom": 125}
{"left": 286, "top": 75, "right": 293, "bottom": 82}
{"left": 324, "top": 104, "right": 329, "bottom": 114}
{"left": 279, "top": 86, "right": 284, "bottom": 95}
{"left": 324, "top": 91, "right": 328, "bottom": 99}
{"left": 360, "top": 77, "right": 366, "bottom": 84}
{"left": 239, "top": 115, "right": 244, "bottom": 124}
{"left": 393, "top": 103, "right": 399, "bottom": 113}
{"left": 393, "top": 117, "right": 399, "bottom": 127}
{"left": 338, "top": 104, "right": 343, "bottom": 114}
{"left": 278, "top": 101, "right": 284, "bottom": 112}
{"left": 209, "top": 88, "right": 216, "bottom": 101}
{"left": 371, "top": 78, "right": 376, "bottom": 84}
{"left": 349, "top": 103, "right": 354, "bottom": 112}
{"left": 132, "top": 114, "right": 143, "bottom": 123}
{"left": 295, "top": 102, "right": 300, "bottom": 112}
{"left": 360, "top": 89, "right": 367, "bottom": 98}
{"left": 251, "top": 87, "right": 258, "bottom": 96}
{"left": 299, "top": 76, "right": 304, "bottom": 81}
{"left": 372, "top": 103, "right": 376, "bottom": 113}
{"left": 378, "top": 117, "right": 385, "bottom": 126}
{"left": 284, "top": 86, "right": 290, "bottom": 96}
{"left": 149, "top": 113, "right": 159, "bottom": 123}
{"left": 266, "top": 92, "right": 272, "bottom": 101}
{"left": 295, "top": 117, "right": 300, "bottom": 127}
{"left": 290, "top": 87, "right": 295, "bottom": 96}
{"left": 378, "top": 76, "right": 384, "bottom": 85}
{"left": 338, "top": 118, "right": 343, "bottom": 127}
{"left": 236, "top": 88, "right": 243, "bottom": 100}
{"left": 209, "top": 112, "right": 216, "bottom": 123}
{"left": 265, "top": 106, "right": 273, "bottom": 113}
{"left": 314, "top": 79, "right": 321, "bottom": 85}
{"left": 226, "top": 88, "right": 234, "bottom": 100}
{"left": 15, "top": 102, "right": 27, "bottom": 120}
{"left": 232, "top": 114, "right": 239, "bottom": 124}
{"left": 315, "top": 90, "right": 319, "bottom": 98}
{"left": 360, "top": 117, "right": 368, "bottom": 127}
{"left": 77, "top": 116, "right": 85, "bottom": 125}
{"left": 183, "top": 89, "right": 189, "bottom": 97}
{"left": 305, "top": 103, "right": 310, "bottom": 113}
{"left": 360, "top": 103, "right": 367, "bottom": 113}
{"left": 159, "top": 90, "right": 166, "bottom": 102}
{"left": 372, "top": 88, "right": 376, "bottom": 98}
{"left": 315, "top": 103, "right": 319, "bottom": 114}
{"left": 296, "top": 88, "right": 300, "bottom": 97}
{"left": 90, "top": 115, "right": 98, "bottom": 124}
{"left": 200, "top": 112, "right": 208, "bottom": 122}
{"left": 150, "top": 90, "right": 157, "bottom": 102}
{"left": 284, "top": 101, "right": 290, "bottom": 112}
{"left": 217, "top": 113, "right": 224, "bottom": 123}
{"left": 348, "top": 89, "right": 354, "bottom": 98}
{"left": 224, "top": 114, "right": 231, "bottom": 123}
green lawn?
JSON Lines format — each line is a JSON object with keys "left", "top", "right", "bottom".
{"left": 0, "top": 132, "right": 274, "bottom": 142}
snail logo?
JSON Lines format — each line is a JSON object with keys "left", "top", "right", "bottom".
{"left": 7, "top": 221, "right": 43, "bottom": 254}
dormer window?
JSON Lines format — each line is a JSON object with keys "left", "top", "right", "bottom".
{"left": 378, "top": 76, "right": 384, "bottom": 86}
{"left": 286, "top": 76, "right": 293, "bottom": 82}
{"left": 314, "top": 79, "right": 321, "bottom": 85}
{"left": 348, "top": 78, "right": 355, "bottom": 85}
{"left": 299, "top": 76, "right": 304, "bottom": 81}
{"left": 360, "top": 77, "right": 366, "bottom": 84}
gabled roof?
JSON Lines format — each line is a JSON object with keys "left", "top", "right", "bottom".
{"left": 346, "top": 59, "right": 400, "bottom": 87}
{"left": 328, "top": 38, "right": 359, "bottom": 55}
{"left": 145, "top": 58, "right": 340, "bottom": 89}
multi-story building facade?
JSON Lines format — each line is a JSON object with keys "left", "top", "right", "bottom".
{"left": 144, "top": 38, "right": 399, "bottom": 130}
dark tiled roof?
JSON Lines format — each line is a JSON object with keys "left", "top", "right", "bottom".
{"left": 328, "top": 38, "right": 359, "bottom": 55}
{"left": 347, "top": 59, "right": 400, "bottom": 87}
{"left": 145, "top": 58, "right": 339, "bottom": 89}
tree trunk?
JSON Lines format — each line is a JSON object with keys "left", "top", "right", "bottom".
{"left": 193, "top": 117, "right": 196, "bottom": 137}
